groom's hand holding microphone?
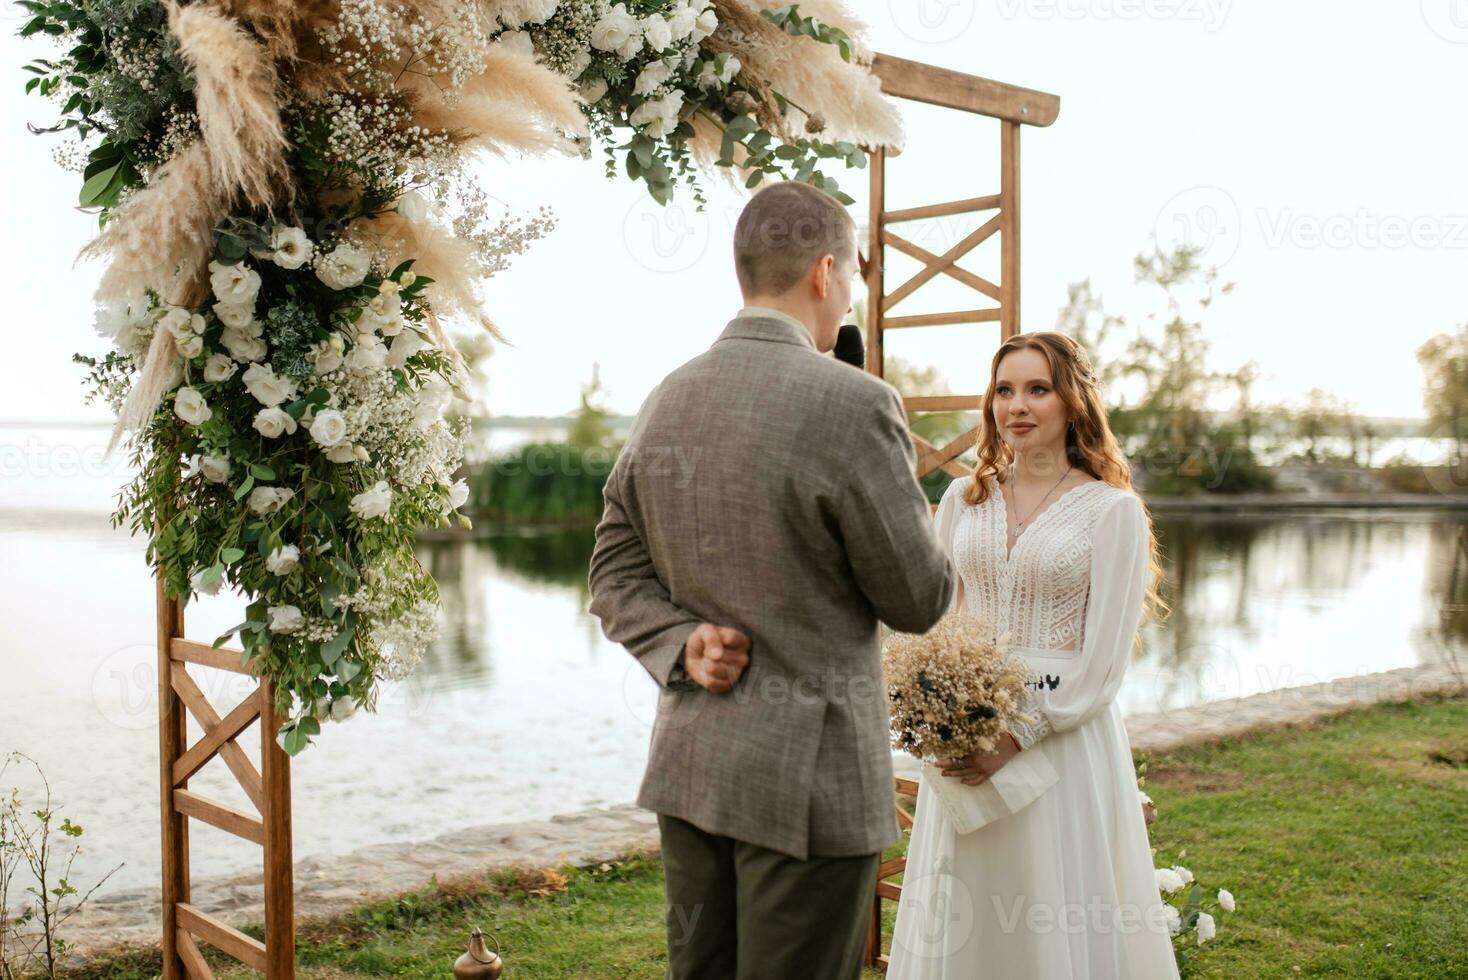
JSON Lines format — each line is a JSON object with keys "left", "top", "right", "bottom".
{"left": 682, "top": 624, "right": 751, "bottom": 694}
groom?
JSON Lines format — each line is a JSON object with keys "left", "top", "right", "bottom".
{"left": 588, "top": 181, "right": 956, "bottom": 979}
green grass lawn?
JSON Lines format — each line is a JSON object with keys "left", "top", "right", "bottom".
{"left": 65, "top": 695, "right": 1468, "bottom": 979}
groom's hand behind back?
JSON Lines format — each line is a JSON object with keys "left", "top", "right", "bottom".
{"left": 683, "top": 624, "right": 751, "bottom": 694}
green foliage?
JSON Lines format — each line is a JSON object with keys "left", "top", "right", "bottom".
{"left": 472, "top": 443, "right": 615, "bottom": 525}
{"left": 761, "top": 4, "right": 856, "bottom": 62}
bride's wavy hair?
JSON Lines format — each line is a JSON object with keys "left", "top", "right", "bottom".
{"left": 961, "top": 331, "right": 1169, "bottom": 633}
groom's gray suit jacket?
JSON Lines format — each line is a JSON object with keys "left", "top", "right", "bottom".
{"left": 588, "top": 312, "right": 956, "bottom": 860}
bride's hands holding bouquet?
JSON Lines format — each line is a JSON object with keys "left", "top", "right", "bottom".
{"left": 940, "top": 731, "right": 1023, "bottom": 785}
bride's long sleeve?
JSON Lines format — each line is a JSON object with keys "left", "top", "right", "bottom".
{"left": 932, "top": 477, "right": 967, "bottom": 614}
{"left": 1010, "top": 492, "right": 1150, "bottom": 750}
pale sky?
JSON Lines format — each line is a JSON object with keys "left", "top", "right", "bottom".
{"left": 3, "top": 1, "right": 1464, "bottom": 423}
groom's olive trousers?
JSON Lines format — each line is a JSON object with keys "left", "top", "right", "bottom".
{"left": 657, "top": 813, "right": 880, "bottom": 980}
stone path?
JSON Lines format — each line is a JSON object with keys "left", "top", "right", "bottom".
{"left": 46, "top": 662, "right": 1465, "bottom": 956}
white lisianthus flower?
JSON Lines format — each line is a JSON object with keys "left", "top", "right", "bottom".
{"left": 325, "top": 442, "right": 361, "bottom": 464}
{"left": 158, "top": 307, "right": 195, "bottom": 339}
{"left": 719, "top": 55, "right": 741, "bottom": 85}
{"left": 248, "top": 485, "right": 295, "bottom": 515}
{"left": 1155, "top": 867, "right": 1185, "bottom": 894}
{"left": 350, "top": 480, "right": 393, "bottom": 520}
{"left": 1172, "top": 866, "right": 1194, "bottom": 885}
{"left": 268, "top": 225, "right": 314, "bottom": 270}
{"left": 668, "top": 3, "right": 698, "bottom": 40}
{"left": 253, "top": 406, "right": 298, "bottom": 439}
{"left": 315, "top": 242, "right": 371, "bottom": 290}
{"left": 1217, "top": 888, "right": 1235, "bottom": 912}
{"left": 634, "top": 59, "right": 674, "bottom": 95}
{"left": 386, "top": 327, "right": 431, "bottom": 369}
{"left": 1161, "top": 904, "right": 1181, "bottom": 937}
{"left": 691, "top": 6, "right": 718, "bottom": 42}
{"left": 629, "top": 89, "right": 685, "bottom": 138}
{"left": 265, "top": 543, "right": 300, "bottom": 575}
{"left": 499, "top": 0, "right": 558, "bottom": 28}
{"left": 221, "top": 325, "right": 268, "bottom": 363}
{"left": 203, "top": 353, "right": 238, "bottom": 383}
{"left": 642, "top": 13, "right": 672, "bottom": 51}
{"left": 1195, "top": 911, "right": 1216, "bottom": 945}
{"left": 494, "top": 28, "right": 534, "bottom": 57}
{"left": 440, "top": 477, "right": 471, "bottom": 514}
{"left": 174, "top": 332, "right": 204, "bottom": 359}
{"left": 308, "top": 408, "right": 348, "bottom": 448}
{"left": 200, "top": 454, "right": 231, "bottom": 483}
{"left": 345, "top": 336, "right": 388, "bottom": 374}
{"left": 396, "top": 190, "right": 429, "bottom": 223}
{"left": 241, "top": 362, "right": 300, "bottom": 407}
{"left": 173, "top": 387, "right": 212, "bottom": 426}
{"left": 329, "top": 697, "right": 358, "bottom": 722}
{"left": 591, "top": 3, "right": 642, "bottom": 59}
{"left": 569, "top": 46, "right": 592, "bottom": 78}
{"left": 359, "top": 292, "right": 403, "bottom": 335}
{"left": 208, "top": 259, "right": 262, "bottom": 305}
{"left": 213, "top": 300, "right": 256, "bottom": 329}
{"left": 267, "top": 604, "right": 304, "bottom": 634}
{"left": 578, "top": 76, "right": 610, "bottom": 103}
{"left": 190, "top": 566, "right": 223, "bottom": 596}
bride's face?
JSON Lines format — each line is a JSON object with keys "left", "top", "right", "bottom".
{"left": 993, "top": 348, "right": 1069, "bottom": 460}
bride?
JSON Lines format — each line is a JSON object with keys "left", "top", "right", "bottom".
{"left": 887, "top": 332, "right": 1180, "bottom": 979}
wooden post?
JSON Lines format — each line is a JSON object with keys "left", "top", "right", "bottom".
{"left": 157, "top": 562, "right": 296, "bottom": 976}
{"left": 861, "top": 54, "right": 1060, "bottom": 969}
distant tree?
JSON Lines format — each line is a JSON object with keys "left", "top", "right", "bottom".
{"left": 566, "top": 362, "right": 615, "bottom": 450}
{"left": 1417, "top": 324, "right": 1468, "bottom": 466}
{"left": 1293, "top": 387, "right": 1354, "bottom": 463}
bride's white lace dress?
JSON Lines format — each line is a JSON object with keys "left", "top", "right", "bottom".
{"left": 887, "top": 474, "right": 1180, "bottom": 980}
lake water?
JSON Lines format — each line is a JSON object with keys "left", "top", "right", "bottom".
{"left": 1, "top": 422, "right": 1463, "bottom": 899}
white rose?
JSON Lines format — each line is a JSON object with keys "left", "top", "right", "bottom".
{"left": 634, "top": 59, "right": 674, "bottom": 96}
{"left": 591, "top": 3, "right": 642, "bottom": 58}
{"left": 349, "top": 480, "right": 393, "bottom": 520}
{"left": 173, "top": 387, "right": 212, "bottom": 426}
{"left": 1155, "top": 867, "right": 1185, "bottom": 894}
{"left": 385, "top": 327, "right": 431, "bottom": 369}
{"left": 329, "top": 697, "right": 358, "bottom": 722}
{"left": 642, "top": 14, "right": 672, "bottom": 51}
{"left": 1217, "top": 888, "right": 1235, "bottom": 912}
{"left": 720, "top": 55, "right": 741, "bottom": 85}
{"left": 213, "top": 300, "right": 256, "bottom": 329}
{"left": 174, "top": 332, "right": 204, "bottom": 359}
{"left": 158, "top": 307, "right": 193, "bottom": 339}
{"left": 203, "top": 353, "right": 238, "bottom": 383}
{"left": 325, "top": 442, "right": 361, "bottom": 464}
{"left": 494, "top": 28, "right": 535, "bottom": 57}
{"left": 1172, "top": 866, "right": 1194, "bottom": 885}
{"left": 190, "top": 566, "right": 223, "bottom": 596}
{"left": 312, "top": 334, "right": 345, "bottom": 374}
{"left": 208, "top": 259, "right": 262, "bottom": 305}
{"left": 269, "top": 225, "right": 314, "bottom": 270}
{"left": 345, "top": 336, "right": 388, "bottom": 374}
{"left": 253, "top": 406, "right": 298, "bottom": 439}
{"left": 200, "top": 454, "right": 231, "bottom": 483}
{"left": 569, "top": 47, "right": 592, "bottom": 78}
{"left": 578, "top": 76, "right": 609, "bottom": 103}
{"left": 265, "top": 543, "right": 300, "bottom": 575}
{"left": 267, "top": 604, "right": 304, "bottom": 634}
{"left": 629, "top": 89, "right": 684, "bottom": 138}
{"left": 308, "top": 408, "right": 348, "bottom": 448}
{"left": 315, "top": 242, "right": 371, "bottom": 290}
{"left": 359, "top": 292, "right": 403, "bottom": 335}
{"left": 396, "top": 190, "right": 429, "bottom": 223}
{"left": 1161, "top": 904, "right": 1182, "bottom": 937}
{"left": 691, "top": 6, "right": 718, "bottom": 42}
{"left": 1195, "top": 911, "right": 1216, "bottom": 945}
{"left": 242, "top": 362, "right": 300, "bottom": 408}
{"left": 221, "top": 325, "right": 268, "bottom": 363}
{"left": 248, "top": 485, "right": 295, "bottom": 515}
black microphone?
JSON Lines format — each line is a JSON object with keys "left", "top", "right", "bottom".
{"left": 834, "top": 323, "right": 864, "bottom": 369}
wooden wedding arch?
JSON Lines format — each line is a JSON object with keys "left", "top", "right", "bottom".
{"left": 150, "top": 52, "right": 1058, "bottom": 980}
{"left": 858, "top": 54, "right": 1061, "bottom": 970}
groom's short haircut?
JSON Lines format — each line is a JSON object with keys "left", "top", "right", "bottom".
{"left": 733, "top": 181, "right": 857, "bottom": 297}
